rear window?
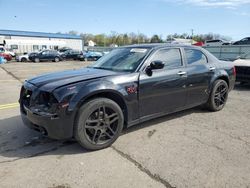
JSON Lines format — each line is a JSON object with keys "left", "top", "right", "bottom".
{"left": 185, "top": 49, "right": 208, "bottom": 65}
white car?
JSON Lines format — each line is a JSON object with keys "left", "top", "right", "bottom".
{"left": 205, "top": 39, "right": 230, "bottom": 46}
{"left": 16, "top": 54, "right": 29, "bottom": 62}
{"left": 233, "top": 53, "right": 250, "bottom": 83}
{"left": 16, "top": 52, "right": 38, "bottom": 62}
{"left": 0, "top": 46, "right": 15, "bottom": 57}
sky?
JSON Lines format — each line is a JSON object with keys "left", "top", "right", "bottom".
{"left": 1, "top": 0, "right": 250, "bottom": 40}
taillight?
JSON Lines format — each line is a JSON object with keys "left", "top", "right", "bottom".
{"left": 233, "top": 66, "right": 236, "bottom": 77}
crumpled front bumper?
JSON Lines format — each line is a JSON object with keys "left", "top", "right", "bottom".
{"left": 20, "top": 105, "right": 75, "bottom": 140}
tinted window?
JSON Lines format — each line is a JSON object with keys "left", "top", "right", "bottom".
{"left": 151, "top": 49, "right": 182, "bottom": 69}
{"left": 185, "top": 49, "right": 207, "bottom": 65}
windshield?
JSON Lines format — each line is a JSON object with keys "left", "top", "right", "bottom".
{"left": 88, "top": 48, "right": 149, "bottom": 72}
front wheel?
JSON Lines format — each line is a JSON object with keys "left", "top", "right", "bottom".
{"left": 34, "top": 58, "right": 40, "bottom": 63}
{"left": 74, "top": 98, "right": 124, "bottom": 150}
{"left": 206, "top": 79, "right": 229, "bottom": 111}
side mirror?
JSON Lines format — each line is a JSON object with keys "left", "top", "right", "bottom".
{"left": 150, "top": 61, "right": 164, "bottom": 70}
{"left": 146, "top": 61, "right": 164, "bottom": 76}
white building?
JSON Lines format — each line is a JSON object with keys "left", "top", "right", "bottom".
{"left": 0, "top": 30, "right": 83, "bottom": 54}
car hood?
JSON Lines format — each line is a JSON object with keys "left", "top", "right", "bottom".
{"left": 27, "top": 68, "right": 119, "bottom": 92}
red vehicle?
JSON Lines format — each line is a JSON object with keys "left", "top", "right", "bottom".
{"left": 0, "top": 53, "right": 12, "bottom": 61}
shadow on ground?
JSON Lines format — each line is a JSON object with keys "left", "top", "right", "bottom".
{"left": 0, "top": 106, "right": 207, "bottom": 161}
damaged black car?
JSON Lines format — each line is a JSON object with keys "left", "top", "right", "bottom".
{"left": 19, "top": 44, "right": 236, "bottom": 150}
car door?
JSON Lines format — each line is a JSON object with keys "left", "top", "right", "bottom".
{"left": 184, "top": 48, "right": 215, "bottom": 106}
{"left": 139, "top": 48, "right": 187, "bottom": 118}
{"left": 40, "top": 51, "right": 50, "bottom": 61}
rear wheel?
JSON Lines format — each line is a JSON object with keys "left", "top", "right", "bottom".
{"left": 21, "top": 58, "right": 27, "bottom": 62}
{"left": 206, "top": 79, "right": 229, "bottom": 111}
{"left": 74, "top": 98, "right": 124, "bottom": 150}
{"left": 54, "top": 57, "right": 60, "bottom": 62}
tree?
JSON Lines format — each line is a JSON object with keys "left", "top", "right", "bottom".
{"left": 150, "top": 35, "right": 162, "bottom": 43}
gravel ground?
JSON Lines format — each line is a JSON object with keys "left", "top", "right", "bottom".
{"left": 0, "top": 61, "right": 249, "bottom": 188}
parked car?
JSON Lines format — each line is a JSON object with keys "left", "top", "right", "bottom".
{"left": 0, "top": 46, "right": 15, "bottom": 57}
{"left": 29, "top": 50, "right": 63, "bottom": 63}
{"left": 233, "top": 52, "right": 250, "bottom": 83}
{"left": 62, "top": 50, "right": 84, "bottom": 60}
{"left": 16, "top": 52, "right": 38, "bottom": 62}
{"left": 58, "top": 47, "right": 72, "bottom": 54}
{"left": 19, "top": 44, "right": 236, "bottom": 150}
{"left": 205, "top": 39, "right": 230, "bottom": 46}
{"left": 83, "top": 51, "right": 103, "bottom": 61}
{"left": 233, "top": 37, "right": 250, "bottom": 45}
{"left": 0, "top": 52, "right": 12, "bottom": 61}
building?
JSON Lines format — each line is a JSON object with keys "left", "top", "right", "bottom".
{"left": 0, "top": 30, "right": 83, "bottom": 54}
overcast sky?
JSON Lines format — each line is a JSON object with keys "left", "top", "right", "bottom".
{"left": 1, "top": 0, "right": 250, "bottom": 40}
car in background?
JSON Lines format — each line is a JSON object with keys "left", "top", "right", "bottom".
{"left": 0, "top": 52, "right": 12, "bottom": 61}
{"left": 62, "top": 50, "right": 84, "bottom": 60}
{"left": 233, "top": 52, "right": 250, "bottom": 83}
{"left": 205, "top": 39, "right": 230, "bottom": 46}
{"left": 233, "top": 37, "right": 250, "bottom": 45}
{"left": 58, "top": 47, "right": 72, "bottom": 54}
{"left": 29, "top": 50, "right": 63, "bottom": 63}
{"left": 0, "top": 46, "right": 16, "bottom": 57}
{"left": 83, "top": 51, "right": 103, "bottom": 61}
{"left": 16, "top": 52, "right": 38, "bottom": 62}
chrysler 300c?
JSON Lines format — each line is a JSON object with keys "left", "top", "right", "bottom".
{"left": 20, "top": 44, "right": 236, "bottom": 150}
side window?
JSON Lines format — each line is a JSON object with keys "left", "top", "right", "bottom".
{"left": 185, "top": 49, "right": 207, "bottom": 65}
{"left": 151, "top": 48, "right": 182, "bottom": 69}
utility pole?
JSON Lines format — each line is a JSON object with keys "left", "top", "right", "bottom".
{"left": 191, "top": 29, "right": 194, "bottom": 39}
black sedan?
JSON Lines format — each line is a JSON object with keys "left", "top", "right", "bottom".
{"left": 61, "top": 50, "right": 84, "bottom": 61}
{"left": 29, "top": 50, "right": 63, "bottom": 63}
{"left": 20, "top": 44, "right": 236, "bottom": 150}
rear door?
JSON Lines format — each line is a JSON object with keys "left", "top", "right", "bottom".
{"left": 184, "top": 48, "right": 216, "bottom": 106}
{"left": 139, "top": 48, "right": 187, "bottom": 118}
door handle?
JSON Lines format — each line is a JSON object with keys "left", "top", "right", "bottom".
{"left": 177, "top": 71, "right": 187, "bottom": 76}
{"left": 209, "top": 67, "right": 216, "bottom": 71}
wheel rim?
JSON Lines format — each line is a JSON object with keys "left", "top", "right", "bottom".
{"left": 55, "top": 58, "right": 59, "bottom": 62}
{"left": 84, "top": 106, "right": 119, "bottom": 145}
{"left": 214, "top": 83, "right": 228, "bottom": 108}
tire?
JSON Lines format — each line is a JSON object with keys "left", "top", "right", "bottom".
{"left": 54, "top": 57, "right": 60, "bottom": 62}
{"left": 84, "top": 57, "right": 88, "bottom": 62}
{"left": 34, "top": 58, "right": 40, "bottom": 63}
{"left": 21, "top": 58, "right": 27, "bottom": 62}
{"left": 206, "top": 79, "right": 229, "bottom": 111}
{"left": 74, "top": 98, "right": 124, "bottom": 150}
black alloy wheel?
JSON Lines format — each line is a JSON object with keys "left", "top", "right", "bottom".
{"left": 214, "top": 82, "right": 228, "bottom": 108}
{"left": 206, "top": 79, "right": 229, "bottom": 111}
{"left": 74, "top": 98, "right": 124, "bottom": 150}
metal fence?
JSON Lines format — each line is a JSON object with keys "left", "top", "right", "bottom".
{"left": 203, "top": 45, "right": 250, "bottom": 61}
{"left": 86, "top": 45, "right": 250, "bottom": 61}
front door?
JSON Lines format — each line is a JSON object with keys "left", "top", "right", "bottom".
{"left": 139, "top": 48, "right": 187, "bottom": 118}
